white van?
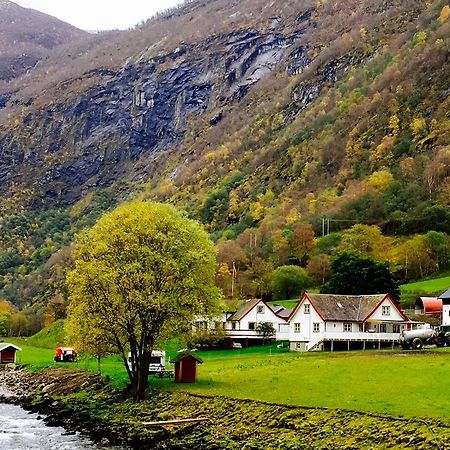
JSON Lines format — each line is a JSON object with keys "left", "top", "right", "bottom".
{"left": 127, "top": 350, "right": 166, "bottom": 373}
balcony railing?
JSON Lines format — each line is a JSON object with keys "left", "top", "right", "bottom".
{"left": 224, "top": 329, "right": 290, "bottom": 340}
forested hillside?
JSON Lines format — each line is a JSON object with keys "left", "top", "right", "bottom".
{"left": 0, "top": 0, "right": 449, "bottom": 333}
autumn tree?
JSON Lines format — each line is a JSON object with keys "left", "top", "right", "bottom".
{"left": 338, "top": 224, "right": 391, "bottom": 262}
{"left": 66, "top": 201, "right": 222, "bottom": 400}
{"left": 306, "top": 254, "right": 331, "bottom": 285}
{"left": 292, "top": 222, "right": 315, "bottom": 263}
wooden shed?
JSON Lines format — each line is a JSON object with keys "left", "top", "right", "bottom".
{"left": 0, "top": 343, "right": 22, "bottom": 364}
{"left": 170, "top": 352, "right": 203, "bottom": 383}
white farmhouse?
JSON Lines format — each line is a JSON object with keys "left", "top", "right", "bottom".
{"left": 438, "top": 288, "right": 450, "bottom": 325}
{"left": 289, "top": 293, "right": 411, "bottom": 351}
{"left": 224, "top": 298, "right": 290, "bottom": 344}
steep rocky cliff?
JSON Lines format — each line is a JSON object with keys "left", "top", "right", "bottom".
{"left": 0, "top": 0, "right": 431, "bottom": 208}
{"left": 0, "top": 13, "right": 316, "bottom": 204}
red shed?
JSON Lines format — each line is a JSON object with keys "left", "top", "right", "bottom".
{"left": 170, "top": 352, "right": 203, "bottom": 383}
{"left": 0, "top": 343, "right": 22, "bottom": 364}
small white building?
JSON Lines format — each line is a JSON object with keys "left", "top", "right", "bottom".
{"left": 223, "top": 299, "right": 290, "bottom": 343}
{"left": 438, "top": 288, "right": 450, "bottom": 325}
{"left": 289, "top": 293, "right": 411, "bottom": 352}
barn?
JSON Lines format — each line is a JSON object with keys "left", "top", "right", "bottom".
{"left": 0, "top": 343, "right": 22, "bottom": 364}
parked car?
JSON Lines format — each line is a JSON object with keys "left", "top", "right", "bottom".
{"left": 54, "top": 347, "right": 77, "bottom": 362}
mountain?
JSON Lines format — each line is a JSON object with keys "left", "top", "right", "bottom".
{"left": 0, "top": 0, "right": 449, "bottom": 325}
{"left": 0, "top": 0, "right": 86, "bottom": 86}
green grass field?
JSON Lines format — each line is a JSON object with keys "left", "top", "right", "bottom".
{"left": 400, "top": 273, "right": 450, "bottom": 305}
{"left": 6, "top": 337, "right": 450, "bottom": 419}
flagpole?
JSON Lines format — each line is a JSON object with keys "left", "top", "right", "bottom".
{"left": 231, "top": 262, "right": 236, "bottom": 299}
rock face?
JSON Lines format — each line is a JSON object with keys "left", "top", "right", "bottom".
{"left": 0, "top": 18, "right": 316, "bottom": 204}
{"left": 0, "top": 0, "right": 432, "bottom": 209}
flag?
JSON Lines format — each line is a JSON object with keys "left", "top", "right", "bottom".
{"left": 232, "top": 262, "right": 238, "bottom": 280}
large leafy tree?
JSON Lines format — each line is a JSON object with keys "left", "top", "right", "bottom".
{"left": 271, "top": 265, "right": 312, "bottom": 300}
{"left": 321, "top": 252, "right": 400, "bottom": 301}
{"left": 66, "top": 201, "right": 222, "bottom": 400}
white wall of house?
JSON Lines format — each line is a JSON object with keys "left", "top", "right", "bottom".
{"left": 239, "top": 301, "right": 289, "bottom": 339}
{"left": 289, "top": 299, "right": 324, "bottom": 347}
{"left": 443, "top": 304, "right": 450, "bottom": 325}
{"left": 366, "top": 297, "right": 404, "bottom": 322}
{"left": 240, "top": 301, "right": 278, "bottom": 330}
{"left": 325, "top": 321, "right": 360, "bottom": 333}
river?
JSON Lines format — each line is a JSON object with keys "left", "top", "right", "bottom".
{"left": 0, "top": 387, "right": 118, "bottom": 450}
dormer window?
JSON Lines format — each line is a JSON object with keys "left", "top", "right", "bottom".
{"left": 257, "top": 305, "right": 264, "bottom": 314}
{"left": 304, "top": 304, "right": 310, "bottom": 314}
{"left": 382, "top": 306, "right": 390, "bottom": 316}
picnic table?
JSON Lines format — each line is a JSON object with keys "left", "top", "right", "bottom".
{"left": 156, "top": 368, "right": 174, "bottom": 378}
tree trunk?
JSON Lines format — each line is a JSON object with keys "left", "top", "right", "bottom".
{"left": 133, "top": 351, "right": 150, "bottom": 401}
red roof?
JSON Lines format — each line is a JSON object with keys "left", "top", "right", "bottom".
{"left": 415, "top": 297, "right": 443, "bottom": 314}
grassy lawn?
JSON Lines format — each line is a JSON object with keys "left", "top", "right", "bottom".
{"left": 154, "top": 347, "right": 450, "bottom": 419}
{"left": 6, "top": 337, "right": 450, "bottom": 419}
{"left": 400, "top": 273, "right": 450, "bottom": 305}
{"left": 268, "top": 299, "right": 298, "bottom": 309}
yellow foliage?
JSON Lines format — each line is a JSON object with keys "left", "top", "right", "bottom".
{"left": 360, "top": 28, "right": 368, "bottom": 39}
{"left": 368, "top": 169, "right": 394, "bottom": 192}
{"left": 370, "top": 136, "right": 395, "bottom": 165}
{"left": 217, "top": 263, "right": 231, "bottom": 279}
{"left": 439, "top": 5, "right": 450, "bottom": 24}
{"left": 345, "top": 138, "right": 363, "bottom": 159}
{"left": 286, "top": 208, "right": 301, "bottom": 226}
{"left": 250, "top": 201, "right": 265, "bottom": 221}
{"left": 414, "top": 31, "right": 427, "bottom": 46}
{"left": 410, "top": 117, "right": 427, "bottom": 141}
{"left": 306, "top": 193, "right": 317, "bottom": 214}
{"left": 0, "top": 299, "right": 14, "bottom": 314}
{"left": 389, "top": 114, "right": 400, "bottom": 136}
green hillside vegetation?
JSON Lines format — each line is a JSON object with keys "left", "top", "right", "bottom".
{"left": 400, "top": 273, "right": 450, "bottom": 305}
{"left": 25, "top": 319, "right": 66, "bottom": 349}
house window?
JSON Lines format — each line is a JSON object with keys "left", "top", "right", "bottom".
{"left": 380, "top": 324, "right": 387, "bottom": 333}
{"left": 382, "top": 305, "right": 390, "bottom": 316}
{"left": 304, "top": 304, "right": 310, "bottom": 314}
{"left": 197, "top": 321, "right": 207, "bottom": 330}
{"left": 392, "top": 324, "right": 400, "bottom": 333}
{"left": 343, "top": 323, "right": 352, "bottom": 332}
{"left": 359, "top": 323, "right": 364, "bottom": 332}
{"left": 248, "top": 322, "right": 256, "bottom": 330}
{"left": 313, "top": 323, "right": 320, "bottom": 333}
{"left": 294, "top": 323, "right": 301, "bottom": 333}
{"left": 296, "top": 342, "right": 303, "bottom": 349}
{"left": 222, "top": 322, "right": 227, "bottom": 330}
{"left": 257, "top": 305, "right": 264, "bottom": 314}
{"left": 231, "top": 322, "right": 236, "bottom": 330}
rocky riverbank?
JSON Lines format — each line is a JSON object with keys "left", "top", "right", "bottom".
{"left": 1, "top": 366, "right": 450, "bottom": 449}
